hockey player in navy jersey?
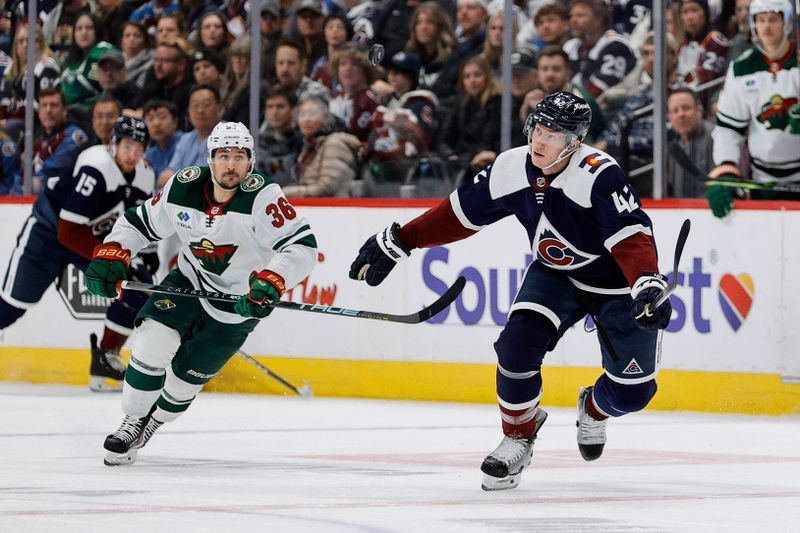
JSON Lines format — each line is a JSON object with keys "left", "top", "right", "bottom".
{"left": 0, "top": 117, "right": 157, "bottom": 391}
{"left": 349, "top": 92, "right": 672, "bottom": 490}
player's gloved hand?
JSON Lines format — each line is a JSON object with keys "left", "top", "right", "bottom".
{"left": 234, "top": 270, "right": 284, "bottom": 319}
{"left": 630, "top": 273, "right": 671, "bottom": 331}
{"left": 85, "top": 242, "right": 131, "bottom": 298}
{"left": 788, "top": 104, "right": 800, "bottom": 135}
{"left": 707, "top": 163, "right": 741, "bottom": 218}
{"left": 349, "top": 222, "right": 411, "bottom": 286}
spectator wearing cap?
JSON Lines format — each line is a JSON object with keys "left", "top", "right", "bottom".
{"left": 372, "top": 51, "right": 422, "bottom": 104}
{"left": 676, "top": 0, "right": 730, "bottom": 89}
{"left": 135, "top": 37, "right": 193, "bottom": 126}
{"left": 257, "top": 85, "right": 302, "bottom": 187}
{"left": 191, "top": 49, "right": 225, "bottom": 89}
{"left": 481, "top": 7, "right": 519, "bottom": 78}
{"left": 129, "top": 0, "right": 181, "bottom": 37}
{"left": 90, "top": 93, "right": 122, "bottom": 146}
{"left": 259, "top": 0, "right": 286, "bottom": 83}
{"left": 273, "top": 40, "right": 331, "bottom": 109}
{"left": 407, "top": 2, "right": 457, "bottom": 98}
{"left": 194, "top": 12, "right": 232, "bottom": 63}
{"left": 143, "top": 99, "right": 183, "bottom": 180}
{"left": 507, "top": 46, "right": 538, "bottom": 145}
{"left": 310, "top": 13, "right": 353, "bottom": 91}
{"left": 427, "top": 0, "right": 487, "bottom": 105}
{"left": 329, "top": 43, "right": 381, "bottom": 142}
{"left": 95, "top": 49, "right": 139, "bottom": 109}
{"left": 292, "top": 0, "right": 327, "bottom": 77}
{"left": 119, "top": 21, "right": 153, "bottom": 89}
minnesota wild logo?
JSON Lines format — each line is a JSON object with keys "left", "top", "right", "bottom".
{"left": 757, "top": 95, "right": 799, "bottom": 131}
{"left": 188, "top": 238, "right": 238, "bottom": 275}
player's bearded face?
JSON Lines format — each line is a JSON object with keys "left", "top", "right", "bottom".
{"left": 212, "top": 147, "right": 250, "bottom": 186}
{"left": 115, "top": 138, "right": 145, "bottom": 173}
{"left": 529, "top": 124, "right": 569, "bottom": 168}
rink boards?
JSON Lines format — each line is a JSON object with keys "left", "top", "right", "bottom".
{"left": 0, "top": 197, "right": 799, "bottom": 415}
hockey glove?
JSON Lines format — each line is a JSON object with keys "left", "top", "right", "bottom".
{"left": 234, "top": 270, "right": 285, "bottom": 319}
{"left": 630, "top": 273, "right": 672, "bottom": 331}
{"left": 85, "top": 242, "right": 131, "bottom": 299}
{"left": 707, "top": 163, "right": 741, "bottom": 218}
{"left": 349, "top": 222, "right": 411, "bottom": 286}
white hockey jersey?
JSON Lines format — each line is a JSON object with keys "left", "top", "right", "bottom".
{"left": 712, "top": 46, "right": 800, "bottom": 182}
{"left": 104, "top": 166, "right": 318, "bottom": 323}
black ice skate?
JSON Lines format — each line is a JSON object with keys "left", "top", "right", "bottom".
{"left": 103, "top": 414, "right": 163, "bottom": 466}
{"left": 89, "top": 333, "right": 127, "bottom": 392}
{"left": 576, "top": 386, "right": 607, "bottom": 461}
{"left": 480, "top": 409, "right": 548, "bottom": 491}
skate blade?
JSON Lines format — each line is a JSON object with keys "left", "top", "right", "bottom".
{"left": 90, "top": 376, "right": 123, "bottom": 392}
{"left": 481, "top": 471, "right": 523, "bottom": 491}
{"left": 104, "top": 448, "right": 138, "bottom": 466}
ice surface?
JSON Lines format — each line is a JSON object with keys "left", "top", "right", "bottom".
{"left": 0, "top": 383, "right": 798, "bottom": 532}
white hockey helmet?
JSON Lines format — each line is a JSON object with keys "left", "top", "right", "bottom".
{"left": 207, "top": 121, "right": 256, "bottom": 173}
{"left": 749, "top": 0, "right": 794, "bottom": 41}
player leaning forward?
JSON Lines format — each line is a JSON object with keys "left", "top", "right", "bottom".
{"left": 350, "top": 92, "right": 672, "bottom": 490}
{"left": 84, "top": 122, "right": 317, "bottom": 465}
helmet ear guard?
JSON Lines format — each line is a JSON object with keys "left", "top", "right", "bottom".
{"left": 206, "top": 121, "right": 256, "bottom": 188}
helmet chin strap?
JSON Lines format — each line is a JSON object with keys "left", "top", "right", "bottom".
{"left": 537, "top": 140, "right": 580, "bottom": 171}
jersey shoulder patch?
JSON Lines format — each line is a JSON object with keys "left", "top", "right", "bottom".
{"left": 176, "top": 165, "right": 203, "bottom": 183}
{"left": 551, "top": 145, "right": 617, "bottom": 208}
{"left": 239, "top": 171, "right": 274, "bottom": 193}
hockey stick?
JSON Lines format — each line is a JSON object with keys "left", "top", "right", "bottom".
{"left": 635, "top": 218, "right": 691, "bottom": 319}
{"left": 237, "top": 350, "right": 313, "bottom": 398}
{"left": 668, "top": 142, "right": 800, "bottom": 193}
{"left": 117, "top": 276, "right": 466, "bottom": 324}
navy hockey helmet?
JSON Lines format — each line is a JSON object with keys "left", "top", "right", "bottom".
{"left": 111, "top": 116, "right": 150, "bottom": 147}
{"left": 524, "top": 91, "right": 592, "bottom": 144}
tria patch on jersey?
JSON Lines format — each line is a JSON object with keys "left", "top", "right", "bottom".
{"left": 188, "top": 238, "right": 238, "bottom": 275}
{"left": 622, "top": 358, "right": 644, "bottom": 375}
{"left": 240, "top": 174, "right": 265, "bottom": 192}
{"left": 533, "top": 215, "right": 599, "bottom": 270}
{"left": 154, "top": 299, "right": 176, "bottom": 310}
{"left": 177, "top": 166, "right": 202, "bottom": 183}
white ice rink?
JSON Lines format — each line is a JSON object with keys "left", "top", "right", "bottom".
{"left": 0, "top": 383, "right": 798, "bottom": 533}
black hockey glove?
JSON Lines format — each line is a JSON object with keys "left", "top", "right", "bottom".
{"left": 349, "top": 222, "right": 411, "bottom": 286}
{"left": 630, "top": 273, "right": 672, "bottom": 331}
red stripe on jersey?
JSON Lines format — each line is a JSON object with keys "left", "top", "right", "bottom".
{"left": 610, "top": 231, "right": 658, "bottom": 287}
{"left": 395, "top": 198, "right": 476, "bottom": 250}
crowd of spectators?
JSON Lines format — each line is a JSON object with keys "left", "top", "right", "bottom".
{"left": 0, "top": 0, "right": 792, "bottom": 200}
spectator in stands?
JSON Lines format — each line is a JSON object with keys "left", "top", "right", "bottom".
{"left": 157, "top": 84, "right": 223, "bottom": 187}
{"left": 90, "top": 94, "right": 122, "bottom": 145}
{"left": 42, "top": 0, "right": 91, "bottom": 63}
{"left": 155, "top": 12, "right": 184, "bottom": 46}
{"left": 194, "top": 11, "right": 232, "bottom": 62}
{"left": 564, "top": 0, "right": 638, "bottom": 103}
{"left": 528, "top": 2, "right": 570, "bottom": 52}
{"left": 728, "top": 0, "right": 753, "bottom": 60}
{"left": 366, "top": 0, "right": 445, "bottom": 63}
{"left": 437, "top": 56, "right": 500, "bottom": 183}
{"left": 676, "top": 0, "right": 730, "bottom": 88}
{"left": 372, "top": 51, "right": 422, "bottom": 104}
{"left": 310, "top": 13, "right": 353, "bottom": 90}
{"left": 329, "top": 43, "right": 380, "bottom": 142}
{"left": 257, "top": 85, "right": 302, "bottom": 187}
{"left": 60, "top": 13, "right": 119, "bottom": 108}
{"left": 481, "top": 7, "right": 519, "bottom": 78}
{"left": 407, "top": 2, "right": 457, "bottom": 96}
{"left": 609, "top": 0, "right": 653, "bottom": 51}
{"left": 221, "top": 0, "right": 249, "bottom": 37}
{"left": 0, "top": 23, "right": 60, "bottom": 142}
{"left": 0, "top": 130, "right": 22, "bottom": 195}
{"left": 597, "top": 32, "right": 680, "bottom": 197}
{"left": 274, "top": 40, "right": 331, "bottom": 105}
{"left": 509, "top": 46, "right": 538, "bottom": 145}
{"left": 221, "top": 36, "right": 252, "bottom": 123}
{"left": 667, "top": 87, "right": 713, "bottom": 198}
{"left": 143, "top": 99, "right": 183, "bottom": 180}
{"left": 260, "top": 0, "right": 285, "bottom": 83}
{"left": 293, "top": 0, "right": 327, "bottom": 75}
{"left": 137, "top": 37, "right": 193, "bottom": 124}
{"left": 181, "top": 0, "right": 222, "bottom": 35}
{"left": 427, "top": 0, "right": 487, "bottom": 103}
{"left": 95, "top": 0, "right": 135, "bottom": 45}
{"left": 95, "top": 49, "right": 139, "bottom": 108}
{"left": 120, "top": 21, "right": 153, "bottom": 89}
{"left": 285, "top": 95, "right": 361, "bottom": 197}
{"left": 519, "top": 46, "right": 571, "bottom": 128}
{"left": 29, "top": 87, "right": 89, "bottom": 194}
{"left": 191, "top": 48, "right": 225, "bottom": 89}
{"left": 130, "top": 0, "right": 180, "bottom": 37}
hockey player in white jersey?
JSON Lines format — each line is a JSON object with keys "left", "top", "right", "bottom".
{"left": 84, "top": 121, "right": 317, "bottom": 465}
{"left": 708, "top": 0, "right": 800, "bottom": 217}
{"left": 349, "top": 92, "right": 672, "bottom": 490}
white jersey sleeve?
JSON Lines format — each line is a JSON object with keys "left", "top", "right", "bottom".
{"left": 712, "top": 64, "right": 747, "bottom": 166}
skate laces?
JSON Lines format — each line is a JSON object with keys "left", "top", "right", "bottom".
{"left": 490, "top": 436, "right": 529, "bottom": 465}
{"left": 113, "top": 416, "right": 144, "bottom": 445}
{"left": 104, "top": 352, "right": 127, "bottom": 374}
{"left": 577, "top": 390, "right": 606, "bottom": 445}
{"left": 133, "top": 418, "right": 163, "bottom": 449}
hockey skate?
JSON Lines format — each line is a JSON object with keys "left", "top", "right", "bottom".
{"left": 480, "top": 409, "right": 548, "bottom": 491}
{"left": 576, "top": 386, "right": 607, "bottom": 461}
{"left": 89, "top": 333, "right": 127, "bottom": 392}
{"left": 103, "top": 413, "right": 163, "bottom": 466}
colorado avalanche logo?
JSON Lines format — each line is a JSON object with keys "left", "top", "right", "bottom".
{"left": 533, "top": 216, "right": 599, "bottom": 270}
